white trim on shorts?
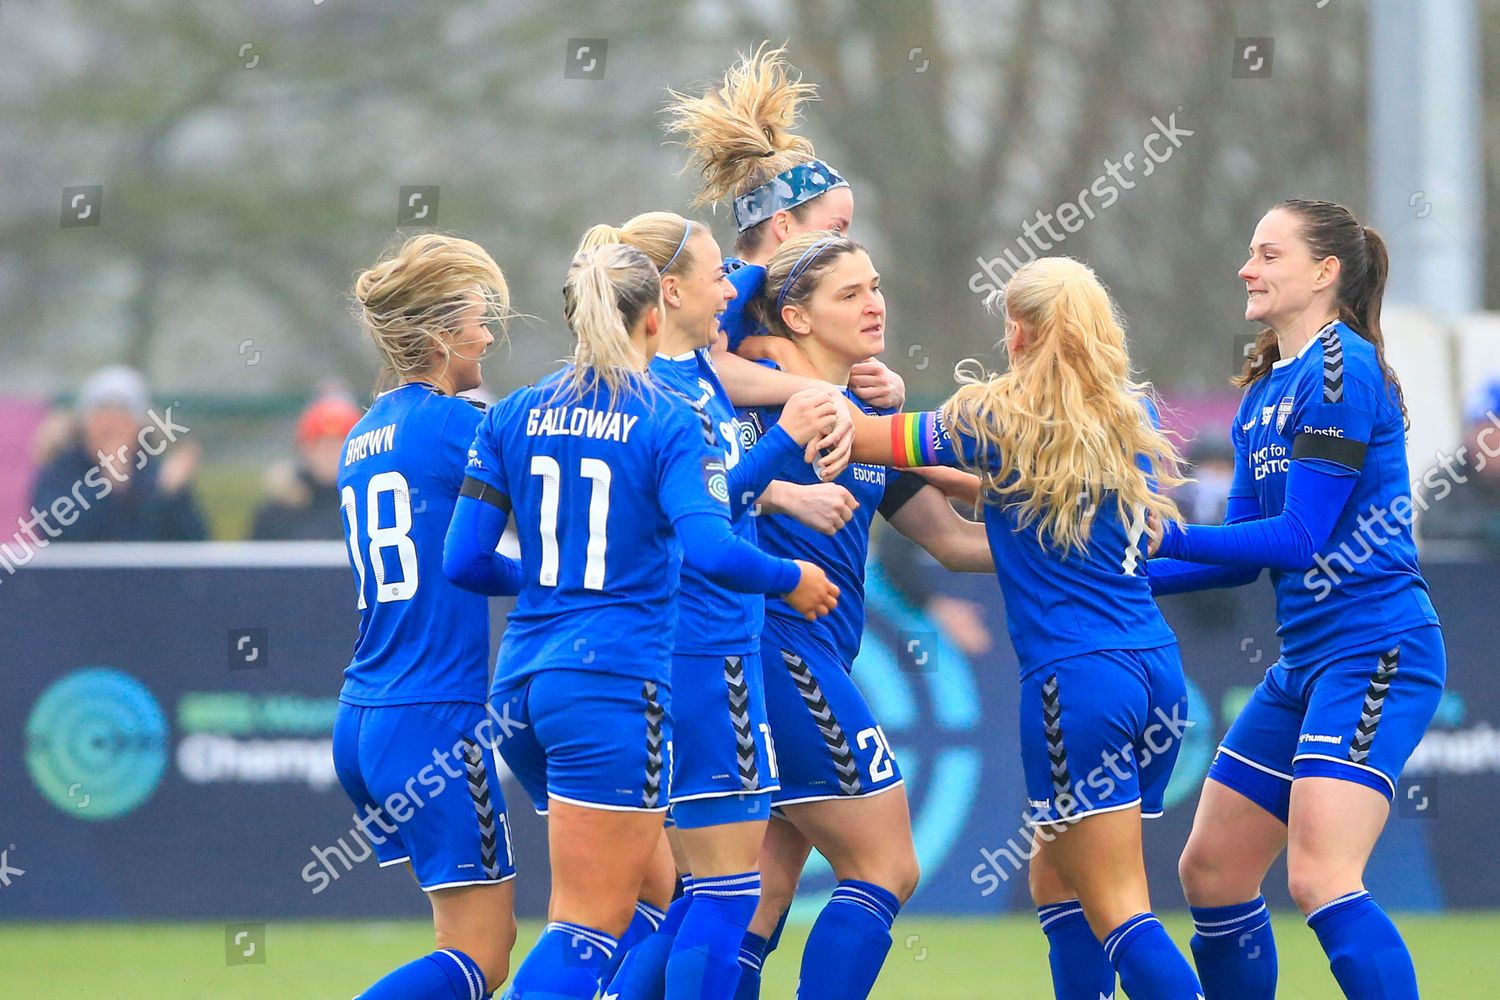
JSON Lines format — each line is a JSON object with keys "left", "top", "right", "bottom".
{"left": 772, "top": 778, "right": 906, "bottom": 808}
{"left": 1025, "top": 796, "right": 1142, "bottom": 830}
{"left": 377, "top": 856, "right": 412, "bottom": 869}
{"left": 547, "top": 792, "right": 670, "bottom": 814}
{"left": 421, "top": 872, "right": 518, "bottom": 893}
{"left": 669, "top": 784, "right": 781, "bottom": 804}
{"left": 1217, "top": 746, "right": 1293, "bottom": 782}
{"left": 1291, "top": 752, "right": 1397, "bottom": 795}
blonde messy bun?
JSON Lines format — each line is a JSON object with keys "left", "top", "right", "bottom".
{"left": 664, "top": 43, "right": 819, "bottom": 207}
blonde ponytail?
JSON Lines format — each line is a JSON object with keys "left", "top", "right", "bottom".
{"left": 559, "top": 243, "right": 662, "bottom": 405}
{"left": 577, "top": 212, "right": 697, "bottom": 276}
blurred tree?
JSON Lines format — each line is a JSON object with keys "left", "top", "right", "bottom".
{"left": 721, "top": 0, "right": 1367, "bottom": 398}
{"left": 0, "top": 0, "right": 1439, "bottom": 411}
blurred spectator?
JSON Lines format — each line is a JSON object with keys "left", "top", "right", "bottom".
{"left": 29, "top": 365, "right": 207, "bottom": 542}
{"left": 249, "top": 395, "right": 362, "bottom": 540}
{"left": 1419, "top": 380, "right": 1500, "bottom": 553}
{"left": 1175, "top": 437, "right": 1236, "bottom": 524}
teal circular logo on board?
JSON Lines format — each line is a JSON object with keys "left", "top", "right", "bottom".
{"left": 1162, "top": 674, "right": 1214, "bottom": 811}
{"left": 25, "top": 667, "right": 169, "bottom": 821}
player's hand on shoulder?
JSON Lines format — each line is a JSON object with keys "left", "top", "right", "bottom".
{"left": 785, "top": 559, "right": 839, "bottom": 620}
{"left": 849, "top": 358, "right": 905, "bottom": 410}
{"left": 779, "top": 385, "right": 842, "bottom": 448}
{"left": 1146, "top": 508, "right": 1165, "bottom": 556}
{"left": 806, "top": 400, "right": 853, "bottom": 481}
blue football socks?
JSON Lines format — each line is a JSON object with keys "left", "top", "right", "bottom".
{"left": 1038, "top": 900, "right": 1116, "bottom": 999}
{"left": 1189, "top": 897, "right": 1276, "bottom": 999}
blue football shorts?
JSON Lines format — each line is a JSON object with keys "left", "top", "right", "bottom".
{"left": 1018, "top": 643, "right": 1189, "bottom": 828}
{"left": 1211, "top": 624, "right": 1446, "bottom": 823}
{"left": 332, "top": 700, "right": 516, "bottom": 890}
{"left": 491, "top": 668, "right": 674, "bottom": 815}
{"left": 666, "top": 651, "right": 777, "bottom": 829}
{"left": 759, "top": 617, "right": 903, "bottom": 807}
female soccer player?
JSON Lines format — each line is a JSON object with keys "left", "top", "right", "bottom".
{"left": 576, "top": 212, "right": 845, "bottom": 1000}
{"left": 664, "top": 43, "right": 906, "bottom": 413}
{"left": 739, "top": 231, "right": 996, "bottom": 1000}
{"left": 847, "top": 255, "right": 1206, "bottom": 1000}
{"left": 443, "top": 242, "right": 839, "bottom": 999}
{"left": 334, "top": 233, "right": 520, "bottom": 1000}
{"left": 1148, "top": 200, "right": 1444, "bottom": 1000}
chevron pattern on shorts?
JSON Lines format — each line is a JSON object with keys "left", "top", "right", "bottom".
{"left": 460, "top": 738, "right": 501, "bottom": 879}
{"left": 643, "top": 681, "right": 666, "bottom": 808}
{"left": 1349, "top": 646, "right": 1399, "bottom": 765}
{"left": 1319, "top": 323, "right": 1345, "bottom": 403}
{"left": 781, "top": 648, "right": 862, "bottom": 795}
{"left": 1041, "top": 674, "right": 1071, "bottom": 805}
{"left": 724, "top": 655, "right": 760, "bottom": 791}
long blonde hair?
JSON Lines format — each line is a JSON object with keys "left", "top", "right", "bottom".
{"left": 577, "top": 212, "right": 697, "bottom": 276}
{"left": 353, "top": 233, "right": 511, "bottom": 390}
{"left": 558, "top": 243, "right": 662, "bottom": 406}
{"left": 943, "top": 258, "right": 1185, "bottom": 553}
{"left": 664, "top": 43, "right": 820, "bottom": 250}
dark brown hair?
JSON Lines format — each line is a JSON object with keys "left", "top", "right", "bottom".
{"left": 1236, "top": 199, "right": 1406, "bottom": 425}
{"left": 751, "top": 230, "right": 865, "bottom": 338}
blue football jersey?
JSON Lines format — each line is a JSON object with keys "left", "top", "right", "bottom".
{"left": 1228, "top": 321, "right": 1438, "bottom": 667}
{"left": 466, "top": 368, "right": 733, "bottom": 691}
{"left": 740, "top": 389, "right": 918, "bottom": 667}
{"left": 338, "top": 383, "right": 490, "bottom": 706}
{"left": 650, "top": 349, "right": 766, "bottom": 655}
{"left": 892, "top": 407, "right": 1177, "bottom": 677}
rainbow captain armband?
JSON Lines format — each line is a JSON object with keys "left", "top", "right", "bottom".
{"left": 889, "top": 410, "right": 943, "bottom": 467}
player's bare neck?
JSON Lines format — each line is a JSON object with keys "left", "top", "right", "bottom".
{"left": 658, "top": 318, "right": 701, "bottom": 359}
{"left": 799, "top": 339, "right": 853, "bottom": 389}
{"left": 1273, "top": 307, "right": 1340, "bottom": 365}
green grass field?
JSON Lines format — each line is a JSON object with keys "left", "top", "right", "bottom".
{"left": 2, "top": 914, "right": 1498, "bottom": 998}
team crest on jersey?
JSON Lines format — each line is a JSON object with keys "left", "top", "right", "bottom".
{"left": 696, "top": 377, "right": 716, "bottom": 408}
{"left": 1276, "top": 396, "right": 1295, "bottom": 433}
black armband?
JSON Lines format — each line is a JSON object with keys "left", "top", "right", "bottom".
{"left": 1292, "top": 432, "right": 1367, "bottom": 471}
{"left": 877, "top": 470, "right": 926, "bottom": 521}
{"left": 460, "top": 476, "right": 511, "bottom": 513}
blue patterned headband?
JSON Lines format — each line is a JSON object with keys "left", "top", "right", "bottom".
{"left": 661, "top": 221, "right": 691, "bottom": 273}
{"left": 732, "top": 159, "right": 849, "bottom": 233}
{"left": 775, "top": 235, "right": 841, "bottom": 312}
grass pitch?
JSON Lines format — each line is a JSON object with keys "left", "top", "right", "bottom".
{"left": 2, "top": 913, "right": 1497, "bottom": 998}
